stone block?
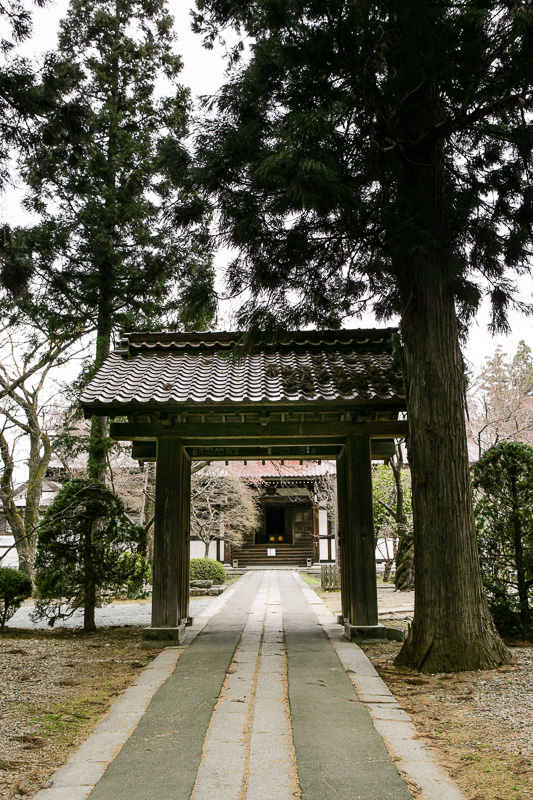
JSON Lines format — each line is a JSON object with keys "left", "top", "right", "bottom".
{"left": 344, "top": 622, "right": 388, "bottom": 641}
{"left": 141, "top": 623, "right": 185, "bottom": 648}
{"left": 386, "top": 626, "right": 406, "bottom": 642}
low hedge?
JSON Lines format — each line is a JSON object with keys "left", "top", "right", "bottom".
{"left": 189, "top": 558, "right": 226, "bottom": 585}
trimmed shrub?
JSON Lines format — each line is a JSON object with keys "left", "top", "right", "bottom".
{"left": 0, "top": 567, "right": 32, "bottom": 632}
{"left": 189, "top": 558, "right": 226, "bottom": 585}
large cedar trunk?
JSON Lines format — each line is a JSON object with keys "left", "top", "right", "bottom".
{"left": 396, "top": 282, "right": 511, "bottom": 671}
{"left": 389, "top": 29, "right": 511, "bottom": 670}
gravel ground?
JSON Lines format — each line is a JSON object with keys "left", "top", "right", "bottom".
{"left": 7, "top": 598, "right": 212, "bottom": 629}
{"left": 465, "top": 647, "right": 533, "bottom": 757}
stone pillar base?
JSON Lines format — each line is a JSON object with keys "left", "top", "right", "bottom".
{"left": 337, "top": 614, "right": 346, "bottom": 626}
{"left": 181, "top": 617, "right": 193, "bottom": 627}
{"left": 344, "top": 622, "right": 388, "bottom": 641}
{"left": 141, "top": 623, "right": 186, "bottom": 648}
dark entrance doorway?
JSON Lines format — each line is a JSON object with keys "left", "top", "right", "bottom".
{"left": 265, "top": 506, "right": 288, "bottom": 543}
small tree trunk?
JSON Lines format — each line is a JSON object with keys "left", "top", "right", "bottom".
{"left": 84, "top": 523, "right": 97, "bottom": 632}
{"left": 141, "top": 462, "right": 156, "bottom": 564}
{"left": 510, "top": 470, "right": 531, "bottom": 629}
{"left": 0, "top": 431, "right": 33, "bottom": 581}
{"left": 23, "top": 422, "right": 53, "bottom": 585}
{"left": 395, "top": 530, "right": 415, "bottom": 592}
{"left": 15, "top": 538, "right": 34, "bottom": 581}
{"left": 204, "top": 539, "right": 210, "bottom": 559}
{"left": 383, "top": 560, "right": 393, "bottom": 582}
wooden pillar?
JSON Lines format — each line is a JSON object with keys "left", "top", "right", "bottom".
{"left": 336, "top": 449, "right": 349, "bottom": 623}
{"left": 178, "top": 444, "right": 191, "bottom": 624}
{"left": 342, "top": 436, "right": 385, "bottom": 639}
{"left": 143, "top": 437, "right": 191, "bottom": 647}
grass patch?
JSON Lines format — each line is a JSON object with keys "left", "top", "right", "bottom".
{"left": 298, "top": 572, "right": 321, "bottom": 586}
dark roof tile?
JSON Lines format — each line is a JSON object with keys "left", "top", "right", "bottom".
{"left": 81, "top": 329, "right": 405, "bottom": 411}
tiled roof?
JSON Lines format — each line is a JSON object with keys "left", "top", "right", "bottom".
{"left": 221, "top": 460, "right": 336, "bottom": 480}
{"left": 81, "top": 328, "right": 405, "bottom": 412}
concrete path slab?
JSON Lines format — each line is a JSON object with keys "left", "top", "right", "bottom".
{"left": 33, "top": 570, "right": 465, "bottom": 800}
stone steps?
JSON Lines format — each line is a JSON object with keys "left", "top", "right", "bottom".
{"left": 232, "top": 542, "right": 314, "bottom": 566}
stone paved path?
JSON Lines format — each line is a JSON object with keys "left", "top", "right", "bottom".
{"left": 34, "top": 571, "right": 464, "bottom": 800}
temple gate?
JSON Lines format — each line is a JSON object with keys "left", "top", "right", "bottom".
{"left": 80, "top": 328, "right": 407, "bottom": 646}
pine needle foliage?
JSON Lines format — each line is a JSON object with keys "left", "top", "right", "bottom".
{"left": 192, "top": 0, "right": 533, "bottom": 332}
{"left": 0, "top": 0, "right": 86, "bottom": 296}
{"left": 20, "top": 0, "right": 215, "bottom": 348}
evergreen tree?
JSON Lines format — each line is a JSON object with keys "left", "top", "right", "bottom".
{"left": 34, "top": 478, "right": 149, "bottom": 632}
{"left": 0, "top": 0, "right": 83, "bottom": 296}
{"left": 20, "top": 0, "right": 215, "bottom": 480}
{"left": 189, "top": 0, "right": 533, "bottom": 670}
{"left": 472, "top": 442, "right": 533, "bottom": 636}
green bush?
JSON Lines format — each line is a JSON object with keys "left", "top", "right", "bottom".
{"left": 0, "top": 567, "right": 32, "bottom": 632}
{"left": 189, "top": 558, "right": 226, "bottom": 584}
{"left": 472, "top": 441, "right": 533, "bottom": 639}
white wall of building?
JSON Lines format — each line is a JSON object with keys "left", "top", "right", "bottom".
{"left": 0, "top": 535, "right": 19, "bottom": 568}
{"left": 190, "top": 540, "right": 219, "bottom": 560}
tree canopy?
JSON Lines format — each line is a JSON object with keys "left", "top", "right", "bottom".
{"left": 192, "top": 0, "right": 533, "bottom": 332}
{"left": 468, "top": 341, "right": 533, "bottom": 458}
{"left": 191, "top": 467, "right": 259, "bottom": 558}
{"left": 13, "top": 0, "right": 216, "bottom": 480}
{"left": 0, "top": 0, "right": 84, "bottom": 296}
{"left": 20, "top": 0, "right": 215, "bottom": 346}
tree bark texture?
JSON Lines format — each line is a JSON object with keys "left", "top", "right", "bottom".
{"left": 395, "top": 530, "right": 414, "bottom": 592}
{"left": 397, "top": 281, "right": 510, "bottom": 671}
{"left": 0, "top": 407, "right": 52, "bottom": 582}
{"left": 88, "top": 293, "right": 112, "bottom": 484}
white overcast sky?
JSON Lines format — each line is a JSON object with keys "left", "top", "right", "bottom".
{"left": 6, "top": 0, "right": 533, "bottom": 372}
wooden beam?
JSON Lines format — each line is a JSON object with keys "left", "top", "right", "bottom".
{"left": 111, "top": 419, "right": 409, "bottom": 442}
{"left": 131, "top": 440, "right": 395, "bottom": 462}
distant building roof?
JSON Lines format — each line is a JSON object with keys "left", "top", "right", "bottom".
{"left": 13, "top": 480, "right": 63, "bottom": 508}
{"left": 225, "top": 460, "right": 335, "bottom": 480}
{"left": 81, "top": 328, "right": 405, "bottom": 415}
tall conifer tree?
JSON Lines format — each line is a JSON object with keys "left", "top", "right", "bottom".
{"left": 0, "top": 0, "right": 75, "bottom": 296}
{"left": 21, "top": 0, "right": 215, "bottom": 480}
{"left": 190, "top": 0, "right": 533, "bottom": 671}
